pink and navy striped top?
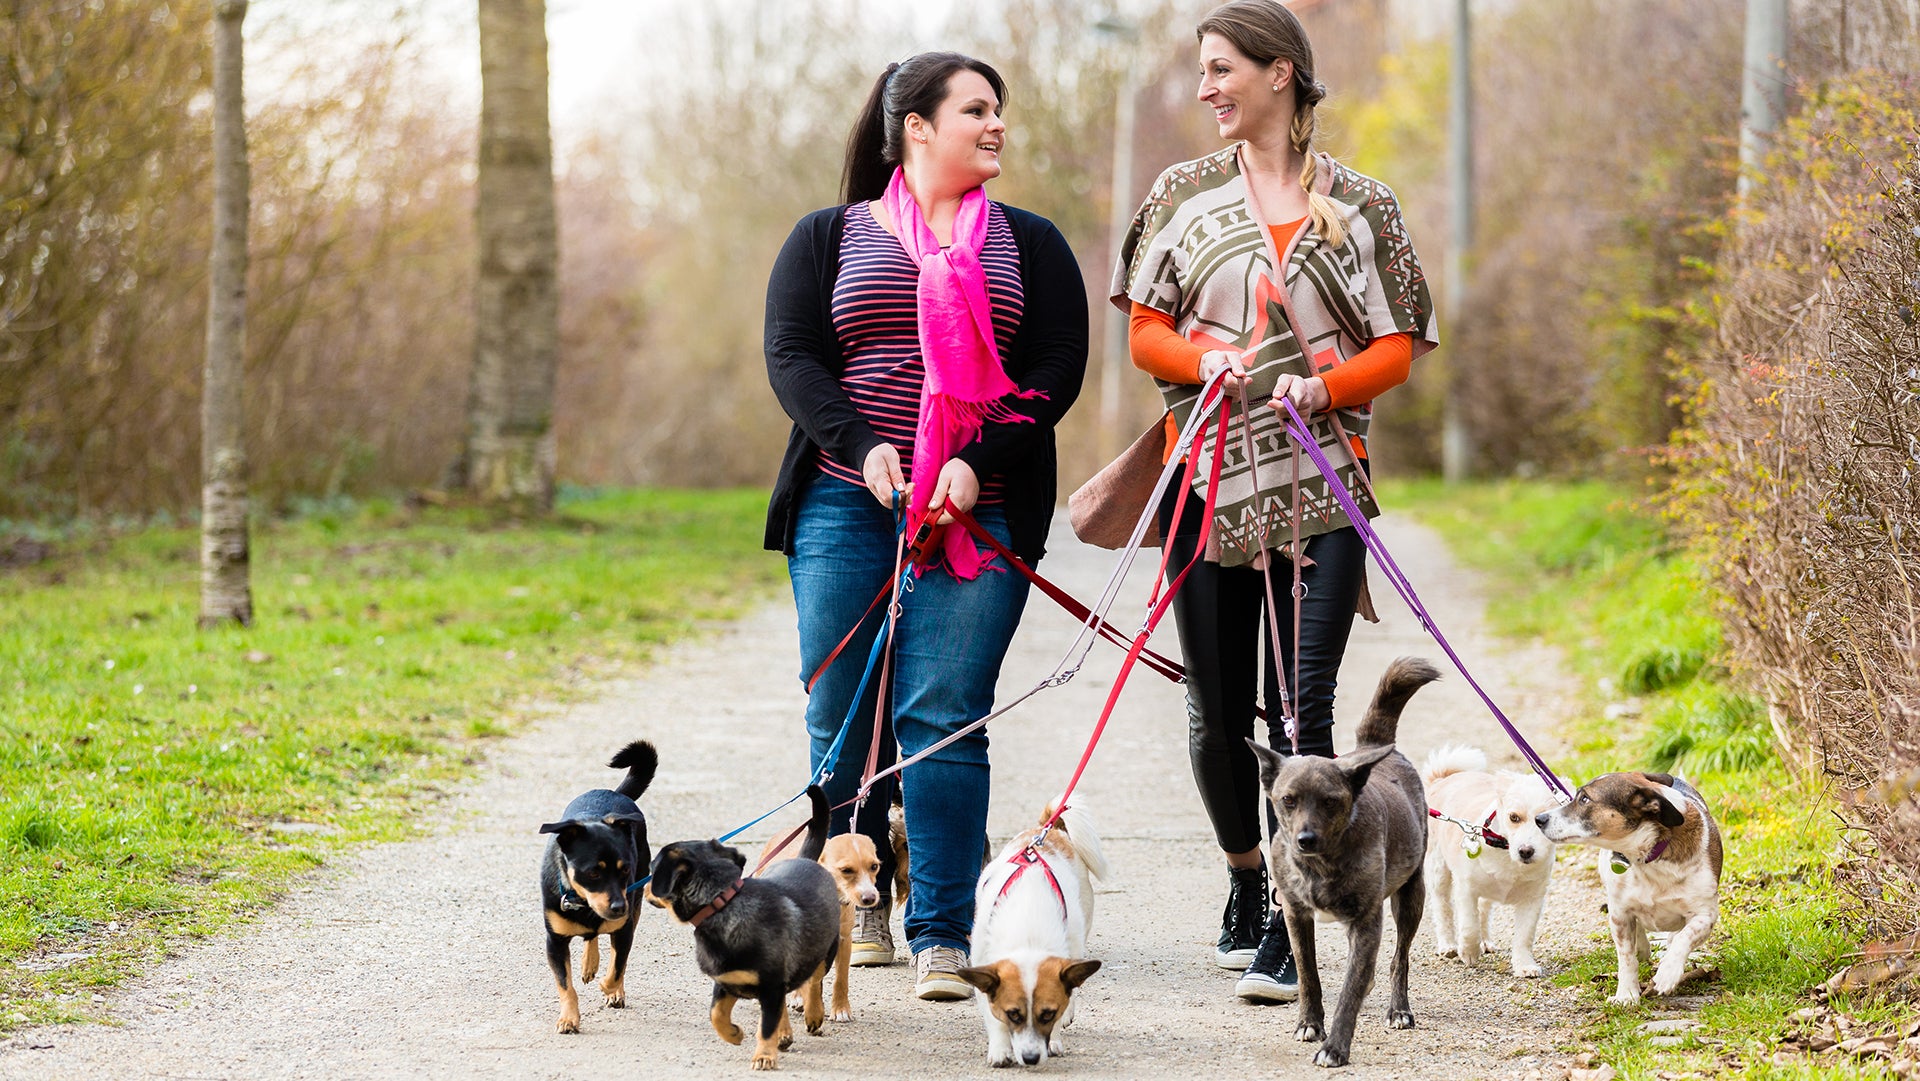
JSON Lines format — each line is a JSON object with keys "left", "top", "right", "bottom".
{"left": 820, "top": 200, "right": 1025, "bottom": 503}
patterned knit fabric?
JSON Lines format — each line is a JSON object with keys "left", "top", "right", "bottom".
{"left": 1111, "top": 145, "right": 1438, "bottom": 566}
{"left": 821, "top": 200, "right": 1024, "bottom": 503}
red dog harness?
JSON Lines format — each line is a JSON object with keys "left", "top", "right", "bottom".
{"left": 993, "top": 847, "right": 1067, "bottom": 917}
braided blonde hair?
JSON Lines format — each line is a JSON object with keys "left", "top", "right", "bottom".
{"left": 1198, "top": 0, "right": 1347, "bottom": 247}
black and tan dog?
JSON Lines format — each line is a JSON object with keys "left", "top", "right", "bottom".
{"left": 648, "top": 786, "right": 839, "bottom": 1071}
{"left": 538, "top": 739, "right": 657, "bottom": 1033}
{"left": 1249, "top": 657, "right": 1439, "bottom": 1069}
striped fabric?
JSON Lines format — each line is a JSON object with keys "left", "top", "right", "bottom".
{"left": 820, "top": 200, "right": 1025, "bottom": 503}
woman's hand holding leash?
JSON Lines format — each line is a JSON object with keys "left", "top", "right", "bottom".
{"left": 862, "top": 443, "right": 906, "bottom": 508}
{"left": 1269, "top": 373, "right": 1329, "bottom": 416}
{"left": 924, "top": 458, "right": 978, "bottom": 525}
{"left": 1199, "top": 350, "right": 1249, "bottom": 398}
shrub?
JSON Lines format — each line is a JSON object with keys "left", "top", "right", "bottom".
{"left": 1671, "top": 73, "right": 1920, "bottom": 932}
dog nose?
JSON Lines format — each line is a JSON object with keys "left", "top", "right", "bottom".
{"left": 1516, "top": 846, "right": 1536, "bottom": 862}
{"left": 1295, "top": 830, "right": 1319, "bottom": 852}
{"left": 1534, "top": 812, "right": 1550, "bottom": 829}
{"left": 1022, "top": 1050, "right": 1043, "bottom": 1065}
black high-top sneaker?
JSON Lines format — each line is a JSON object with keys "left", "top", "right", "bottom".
{"left": 1234, "top": 907, "right": 1301, "bottom": 1002}
{"left": 1215, "top": 864, "right": 1269, "bottom": 969}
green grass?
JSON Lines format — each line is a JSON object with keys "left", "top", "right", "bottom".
{"left": 1384, "top": 477, "right": 1914, "bottom": 1078}
{"left": 0, "top": 488, "right": 782, "bottom": 1028}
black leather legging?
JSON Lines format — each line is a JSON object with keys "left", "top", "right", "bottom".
{"left": 1159, "top": 483, "right": 1367, "bottom": 855}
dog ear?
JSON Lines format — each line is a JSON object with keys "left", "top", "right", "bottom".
{"left": 1246, "top": 738, "right": 1286, "bottom": 791}
{"left": 1338, "top": 744, "right": 1395, "bottom": 793}
{"left": 1643, "top": 783, "right": 1688, "bottom": 828}
{"left": 956, "top": 966, "right": 1001, "bottom": 996}
{"left": 603, "top": 812, "right": 646, "bottom": 826}
{"left": 650, "top": 854, "right": 684, "bottom": 899}
{"left": 725, "top": 846, "right": 748, "bottom": 871}
{"left": 538, "top": 820, "right": 581, "bottom": 839}
{"left": 1059, "top": 959, "right": 1103, "bottom": 990}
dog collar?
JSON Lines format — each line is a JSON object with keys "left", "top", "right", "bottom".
{"left": 1608, "top": 838, "right": 1671, "bottom": 874}
{"left": 1477, "top": 809, "right": 1511, "bottom": 850}
{"left": 687, "top": 879, "right": 744, "bottom": 928}
{"left": 1645, "top": 838, "right": 1671, "bottom": 863}
{"left": 993, "top": 847, "right": 1067, "bottom": 917}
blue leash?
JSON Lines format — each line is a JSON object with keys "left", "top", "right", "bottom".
{"left": 618, "top": 496, "right": 912, "bottom": 897}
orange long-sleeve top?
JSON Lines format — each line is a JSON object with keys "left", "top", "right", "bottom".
{"left": 1129, "top": 218, "right": 1414, "bottom": 461}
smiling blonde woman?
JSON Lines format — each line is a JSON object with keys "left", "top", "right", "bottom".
{"left": 1109, "top": 0, "right": 1438, "bottom": 1004}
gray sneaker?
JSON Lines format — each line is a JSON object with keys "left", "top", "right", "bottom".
{"left": 913, "top": 945, "right": 975, "bottom": 1001}
{"left": 849, "top": 901, "right": 896, "bottom": 966}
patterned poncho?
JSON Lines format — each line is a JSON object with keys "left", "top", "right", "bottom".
{"left": 1111, "top": 145, "right": 1438, "bottom": 567}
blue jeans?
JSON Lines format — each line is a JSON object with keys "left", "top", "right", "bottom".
{"left": 789, "top": 475, "right": 1029, "bottom": 953}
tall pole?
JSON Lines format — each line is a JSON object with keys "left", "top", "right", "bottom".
{"left": 1738, "top": 0, "right": 1789, "bottom": 197}
{"left": 1095, "top": 16, "right": 1140, "bottom": 465}
{"left": 1441, "top": 0, "right": 1473, "bottom": 483}
{"left": 1099, "top": 80, "right": 1138, "bottom": 464}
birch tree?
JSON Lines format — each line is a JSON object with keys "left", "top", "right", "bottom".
{"left": 457, "top": 0, "right": 559, "bottom": 509}
{"left": 200, "top": 0, "right": 252, "bottom": 627}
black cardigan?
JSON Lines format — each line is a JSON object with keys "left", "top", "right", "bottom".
{"left": 763, "top": 202, "right": 1089, "bottom": 564}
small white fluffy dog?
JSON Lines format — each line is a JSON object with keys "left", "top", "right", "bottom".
{"left": 1422, "top": 745, "right": 1558, "bottom": 978}
{"left": 958, "top": 805, "right": 1108, "bottom": 1068}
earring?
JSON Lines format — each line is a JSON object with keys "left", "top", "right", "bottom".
{"left": 1272, "top": 84, "right": 1281, "bottom": 92}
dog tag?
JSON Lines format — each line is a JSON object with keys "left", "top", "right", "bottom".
{"left": 1464, "top": 837, "right": 1483, "bottom": 859}
{"left": 1609, "top": 852, "right": 1630, "bottom": 874}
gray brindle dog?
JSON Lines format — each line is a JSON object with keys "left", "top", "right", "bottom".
{"left": 1249, "top": 657, "right": 1439, "bottom": 1069}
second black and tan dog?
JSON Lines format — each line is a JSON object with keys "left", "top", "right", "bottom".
{"left": 648, "top": 787, "right": 839, "bottom": 1071}
{"left": 1249, "top": 657, "right": 1439, "bottom": 1069}
{"left": 537, "top": 739, "right": 657, "bottom": 1033}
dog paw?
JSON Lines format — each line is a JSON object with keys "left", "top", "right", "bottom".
{"left": 751, "top": 1052, "right": 778, "bottom": 1070}
{"left": 1048, "top": 1034, "right": 1066, "bottom": 1055}
{"left": 1607, "top": 988, "right": 1642, "bottom": 1007}
{"left": 777, "top": 1033, "right": 794, "bottom": 1051}
{"left": 556, "top": 1014, "right": 580, "bottom": 1035}
{"left": 987, "top": 1050, "right": 1015, "bottom": 1068}
{"left": 1513, "top": 959, "right": 1545, "bottom": 979}
{"left": 715, "top": 1022, "right": 743, "bottom": 1045}
{"left": 832, "top": 1008, "right": 852, "bottom": 1023}
{"left": 1312, "top": 1045, "right": 1351, "bottom": 1068}
{"left": 1434, "top": 945, "right": 1457, "bottom": 958}
{"left": 1387, "top": 1009, "right": 1415, "bottom": 1030}
{"left": 1295, "top": 1021, "right": 1324, "bottom": 1043}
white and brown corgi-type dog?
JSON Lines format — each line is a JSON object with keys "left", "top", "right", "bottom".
{"left": 1537, "top": 771, "right": 1723, "bottom": 1005}
{"left": 1421, "top": 745, "right": 1559, "bottom": 977}
{"left": 958, "top": 805, "right": 1108, "bottom": 1067}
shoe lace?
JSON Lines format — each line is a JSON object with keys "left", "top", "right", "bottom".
{"left": 922, "top": 945, "right": 967, "bottom": 975}
{"left": 1226, "top": 867, "right": 1268, "bottom": 944}
{"left": 1249, "top": 915, "right": 1293, "bottom": 975}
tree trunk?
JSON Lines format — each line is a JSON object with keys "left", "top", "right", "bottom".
{"left": 201, "top": 0, "right": 252, "bottom": 628}
{"left": 460, "top": 0, "right": 559, "bottom": 510}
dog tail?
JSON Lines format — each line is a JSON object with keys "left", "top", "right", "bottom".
{"left": 608, "top": 740, "right": 659, "bottom": 800}
{"left": 1043, "top": 803, "right": 1111, "bottom": 881}
{"left": 1421, "top": 743, "right": 1487, "bottom": 785}
{"left": 1355, "top": 657, "right": 1442, "bottom": 747}
{"left": 798, "top": 784, "right": 830, "bottom": 862}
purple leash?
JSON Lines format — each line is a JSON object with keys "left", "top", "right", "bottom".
{"left": 1277, "top": 399, "right": 1573, "bottom": 802}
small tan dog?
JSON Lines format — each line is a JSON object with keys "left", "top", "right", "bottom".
{"left": 757, "top": 827, "right": 883, "bottom": 1022}
{"left": 1422, "top": 745, "right": 1559, "bottom": 978}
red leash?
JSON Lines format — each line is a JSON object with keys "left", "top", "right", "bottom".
{"left": 1034, "top": 387, "right": 1234, "bottom": 836}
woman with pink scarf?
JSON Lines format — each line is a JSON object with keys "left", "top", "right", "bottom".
{"left": 764, "top": 52, "right": 1088, "bottom": 1002}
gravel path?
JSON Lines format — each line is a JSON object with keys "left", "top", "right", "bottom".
{"left": 1, "top": 513, "right": 1606, "bottom": 1080}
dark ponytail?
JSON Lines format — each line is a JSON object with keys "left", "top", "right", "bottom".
{"left": 839, "top": 51, "right": 1009, "bottom": 204}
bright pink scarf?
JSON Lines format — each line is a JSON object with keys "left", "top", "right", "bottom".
{"left": 882, "top": 168, "right": 1042, "bottom": 578}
